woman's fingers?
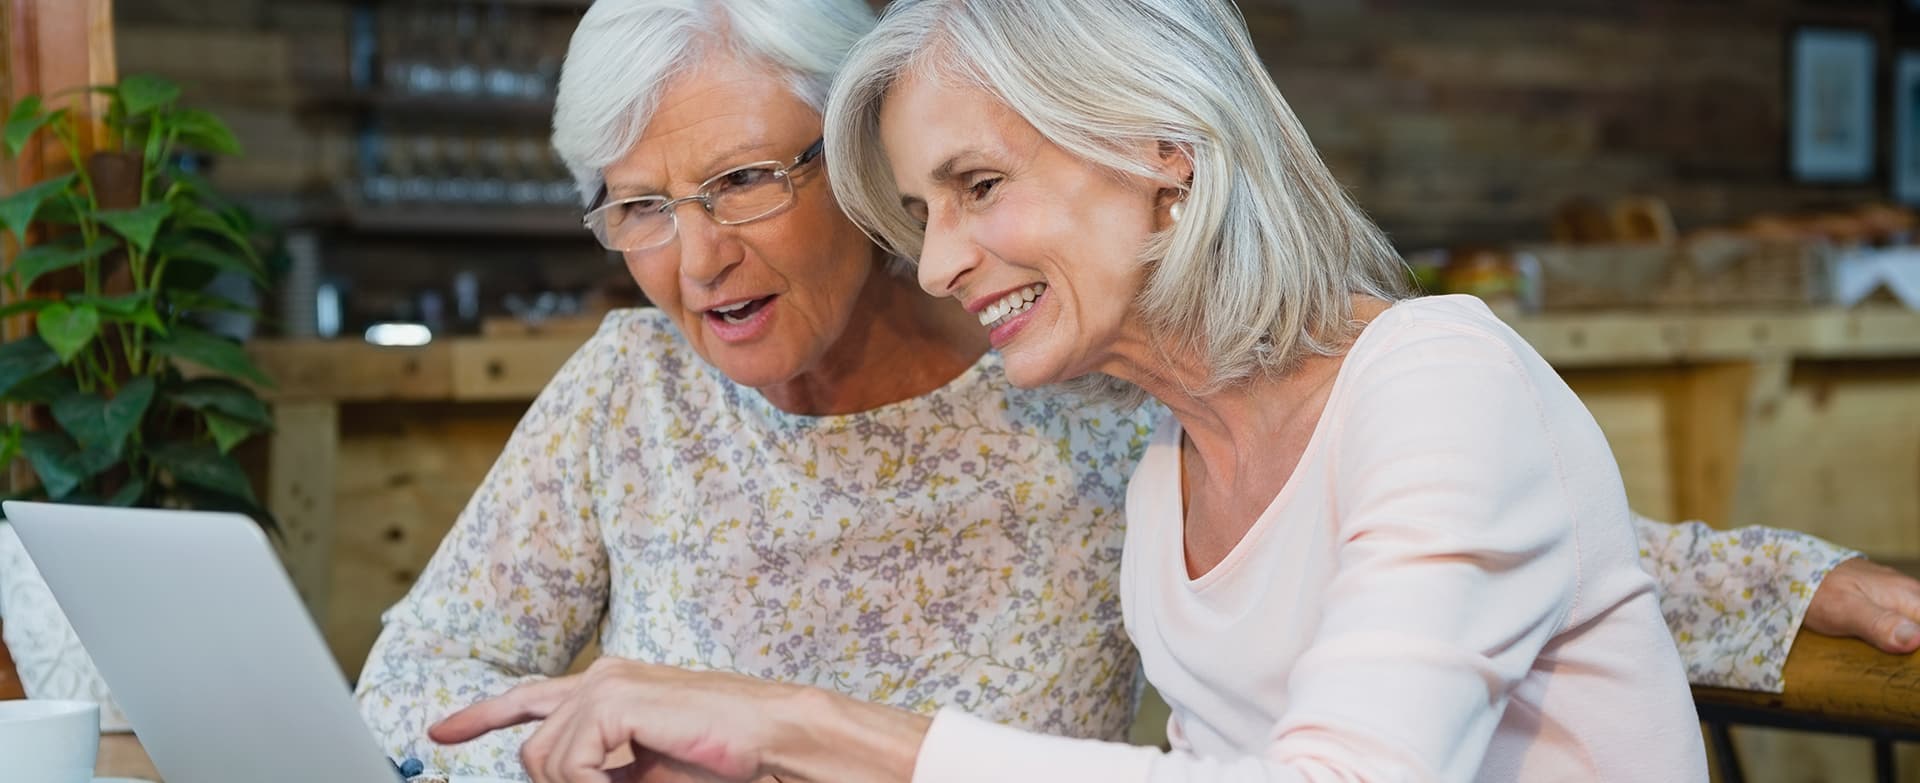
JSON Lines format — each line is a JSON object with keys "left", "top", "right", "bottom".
{"left": 552, "top": 707, "right": 631, "bottom": 783}
{"left": 1807, "top": 558, "right": 1920, "bottom": 654}
{"left": 525, "top": 688, "right": 589, "bottom": 783}
{"left": 431, "top": 676, "right": 580, "bottom": 744}
{"left": 1855, "top": 560, "right": 1920, "bottom": 653}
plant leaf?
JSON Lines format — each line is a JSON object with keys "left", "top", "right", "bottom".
{"left": 0, "top": 423, "right": 22, "bottom": 467}
{"left": 148, "top": 324, "right": 270, "bottom": 386}
{"left": 159, "top": 481, "right": 278, "bottom": 538}
{"left": 170, "top": 108, "right": 241, "bottom": 155}
{"left": 19, "top": 430, "right": 116, "bottom": 499}
{"left": 19, "top": 430, "right": 83, "bottom": 499}
{"left": 34, "top": 302, "right": 100, "bottom": 362}
{"left": 118, "top": 75, "right": 181, "bottom": 118}
{"left": 73, "top": 290, "right": 149, "bottom": 316}
{"left": 7, "top": 370, "right": 75, "bottom": 404}
{"left": 3, "top": 96, "right": 51, "bottom": 157}
{"left": 14, "top": 238, "right": 114, "bottom": 291}
{"left": 202, "top": 410, "right": 257, "bottom": 453}
{"left": 74, "top": 291, "right": 167, "bottom": 335}
{"left": 0, "top": 337, "right": 60, "bottom": 396}
{"left": 171, "top": 202, "right": 258, "bottom": 264}
{"left": 0, "top": 298, "right": 51, "bottom": 320}
{"left": 0, "top": 173, "right": 76, "bottom": 241}
{"left": 50, "top": 376, "right": 154, "bottom": 460}
{"left": 35, "top": 192, "right": 82, "bottom": 226}
{"left": 149, "top": 440, "right": 256, "bottom": 504}
{"left": 98, "top": 202, "right": 173, "bottom": 256}
{"left": 168, "top": 377, "right": 271, "bottom": 428}
{"left": 166, "top": 288, "right": 262, "bottom": 318}
{"left": 105, "top": 476, "right": 146, "bottom": 507}
{"left": 156, "top": 236, "right": 263, "bottom": 283}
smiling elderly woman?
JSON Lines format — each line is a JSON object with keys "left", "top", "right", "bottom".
{"left": 366, "top": 0, "right": 1920, "bottom": 779}
{"left": 353, "top": 0, "right": 1155, "bottom": 775}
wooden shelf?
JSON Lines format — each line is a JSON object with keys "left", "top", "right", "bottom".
{"left": 240, "top": 307, "right": 1920, "bottom": 403}
{"left": 299, "top": 88, "right": 555, "bottom": 124}
{"left": 336, "top": 203, "right": 589, "bottom": 239}
{"left": 1509, "top": 308, "right": 1920, "bottom": 367}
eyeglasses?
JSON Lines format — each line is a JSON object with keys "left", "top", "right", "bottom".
{"left": 582, "top": 138, "right": 825, "bottom": 252}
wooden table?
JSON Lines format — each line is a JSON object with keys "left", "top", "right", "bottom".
{"left": 95, "top": 733, "right": 161, "bottom": 780}
{"left": 85, "top": 628, "right": 1920, "bottom": 783}
{"left": 1694, "top": 562, "right": 1920, "bottom": 782}
{"left": 1696, "top": 633, "right": 1920, "bottom": 739}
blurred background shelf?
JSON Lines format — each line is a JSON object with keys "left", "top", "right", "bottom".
{"left": 298, "top": 88, "right": 555, "bottom": 125}
{"left": 334, "top": 204, "right": 587, "bottom": 239}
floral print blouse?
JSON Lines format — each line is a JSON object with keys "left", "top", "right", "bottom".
{"left": 352, "top": 309, "right": 1854, "bottom": 778}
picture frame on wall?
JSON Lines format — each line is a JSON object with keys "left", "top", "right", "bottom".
{"left": 1789, "top": 27, "right": 1877, "bottom": 183}
{"left": 1896, "top": 53, "right": 1920, "bottom": 204}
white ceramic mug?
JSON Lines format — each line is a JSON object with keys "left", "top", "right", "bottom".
{"left": 0, "top": 698, "right": 100, "bottom": 783}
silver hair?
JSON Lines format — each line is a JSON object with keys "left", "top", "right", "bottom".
{"left": 551, "top": 0, "right": 876, "bottom": 203}
{"left": 826, "top": 0, "right": 1411, "bottom": 404}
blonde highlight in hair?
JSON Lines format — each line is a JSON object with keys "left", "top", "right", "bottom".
{"left": 827, "top": 0, "right": 1410, "bottom": 404}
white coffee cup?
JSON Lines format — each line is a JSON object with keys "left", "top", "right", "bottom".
{"left": 0, "top": 698, "right": 100, "bottom": 783}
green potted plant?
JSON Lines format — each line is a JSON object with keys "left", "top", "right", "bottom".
{"left": 0, "top": 74, "right": 275, "bottom": 723}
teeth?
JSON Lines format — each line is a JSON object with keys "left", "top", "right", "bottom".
{"left": 978, "top": 284, "right": 1046, "bottom": 328}
{"left": 712, "top": 301, "right": 753, "bottom": 314}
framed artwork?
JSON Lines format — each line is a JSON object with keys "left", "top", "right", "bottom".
{"left": 1789, "top": 27, "right": 1877, "bottom": 183}
{"left": 1896, "top": 53, "right": 1920, "bottom": 204}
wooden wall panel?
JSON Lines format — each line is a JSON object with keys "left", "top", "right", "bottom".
{"left": 326, "top": 402, "right": 522, "bottom": 677}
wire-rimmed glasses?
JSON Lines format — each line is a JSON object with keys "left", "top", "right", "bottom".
{"left": 583, "top": 137, "right": 824, "bottom": 252}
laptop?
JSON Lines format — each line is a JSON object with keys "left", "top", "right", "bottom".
{"left": 5, "top": 501, "right": 512, "bottom": 783}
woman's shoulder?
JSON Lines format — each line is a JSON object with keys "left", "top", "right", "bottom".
{"left": 1344, "top": 295, "right": 1543, "bottom": 378}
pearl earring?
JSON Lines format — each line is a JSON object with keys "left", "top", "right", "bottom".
{"left": 1168, "top": 199, "right": 1185, "bottom": 224}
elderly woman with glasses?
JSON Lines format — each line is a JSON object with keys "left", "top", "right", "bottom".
{"left": 362, "top": 0, "right": 1920, "bottom": 779}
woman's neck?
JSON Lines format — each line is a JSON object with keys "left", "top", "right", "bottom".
{"left": 757, "top": 268, "right": 987, "bottom": 416}
{"left": 1105, "top": 296, "right": 1388, "bottom": 497}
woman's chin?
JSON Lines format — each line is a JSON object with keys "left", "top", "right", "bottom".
{"left": 1000, "top": 353, "right": 1073, "bottom": 390}
{"left": 703, "top": 345, "right": 803, "bottom": 390}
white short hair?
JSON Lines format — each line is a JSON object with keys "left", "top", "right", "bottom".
{"left": 552, "top": 0, "right": 876, "bottom": 204}
{"left": 826, "top": 0, "right": 1411, "bottom": 403}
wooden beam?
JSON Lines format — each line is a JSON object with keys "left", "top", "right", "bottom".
{"left": 246, "top": 341, "right": 453, "bottom": 402}
{"left": 270, "top": 401, "right": 340, "bottom": 620}
{"left": 1, "top": 0, "right": 115, "bottom": 494}
{"left": 3, "top": 0, "right": 116, "bottom": 192}
{"left": 1662, "top": 362, "right": 1755, "bottom": 528}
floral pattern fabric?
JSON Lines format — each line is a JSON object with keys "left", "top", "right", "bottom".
{"left": 353, "top": 308, "right": 1852, "bottom": 778}
{"left": 1637, "top": 518, "right": 1856, "bottom": 692}
{"left": 354, "top": 309, "right": 1155, "bottom": 777}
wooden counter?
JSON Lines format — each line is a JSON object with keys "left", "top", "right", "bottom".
{"left": 246, "top": 307, "right": 1920, "bottom": 403}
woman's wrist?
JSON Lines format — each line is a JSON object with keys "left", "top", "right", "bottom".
{"left": 766, "top": 686, "right": 931, "bottom": 783}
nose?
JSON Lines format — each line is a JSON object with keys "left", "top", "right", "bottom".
{"left": 676, "top": 204, "right": 740, "bottom": 287}
{"left": 915, "top": 214, "right": 978, "bottom": 299}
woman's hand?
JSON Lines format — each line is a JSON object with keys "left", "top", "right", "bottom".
{"left": 1805, "top": 558, "right": 1920, "bottom": 654}
{"left": 429, "top": 658, "right": 929, "bottom": 783}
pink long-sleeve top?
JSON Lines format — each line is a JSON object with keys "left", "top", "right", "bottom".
{"left": 911, "top": 295, "right": 1709, "bottom": 782}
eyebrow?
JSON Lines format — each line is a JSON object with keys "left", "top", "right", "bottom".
{"left": 605, "top": 139, "right": 779, "bottom": 200}
{"left": 928, "top": 148, "right": 990, "bottom": 183}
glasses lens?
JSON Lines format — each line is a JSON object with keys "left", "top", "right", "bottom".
{"left": 706, "top": 165, "right": 794, "bottom": 224}
{"left": 593, "top": 198, "right": 675, "bottom": 251}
